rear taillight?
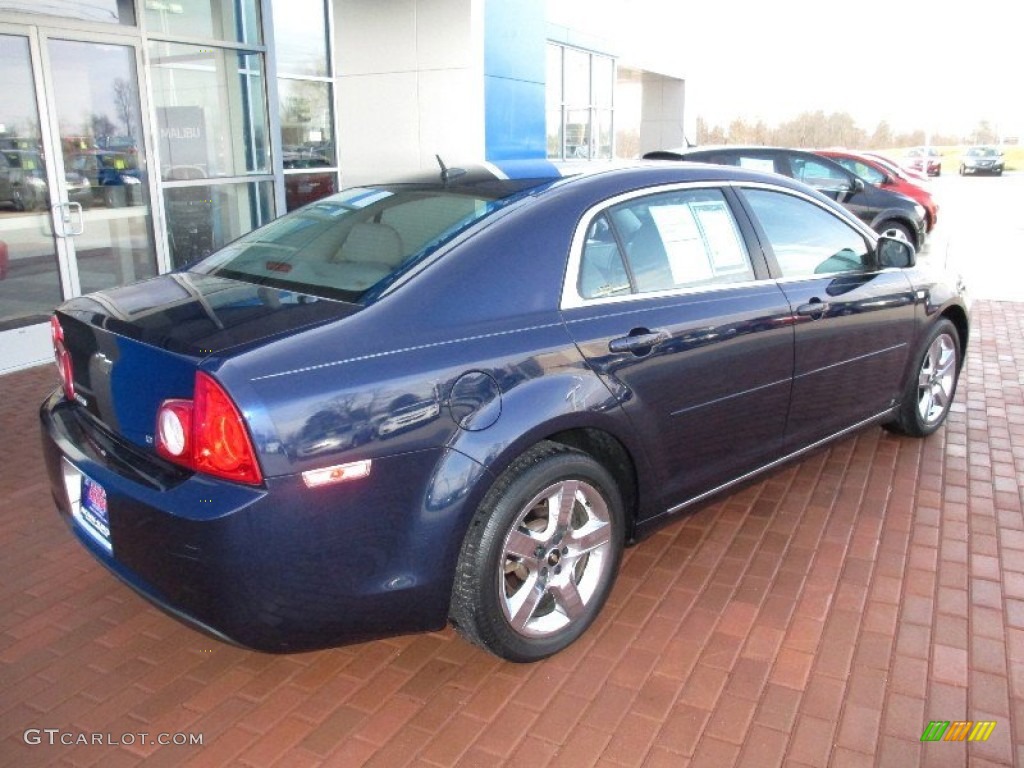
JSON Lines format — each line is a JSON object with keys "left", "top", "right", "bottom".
{"left": 50, "top": 314, "right": 75, "bottom": 401}
{"left": 155, "top": 372, "right": 262, "bottom": 485}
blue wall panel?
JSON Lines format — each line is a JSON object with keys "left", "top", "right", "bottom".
{"left": 484, "top": 0, "right": 546, "bottom": 161}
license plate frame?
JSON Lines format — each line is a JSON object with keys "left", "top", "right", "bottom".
{"left": 63, "top": 460, "right": 113, "bottom": 553}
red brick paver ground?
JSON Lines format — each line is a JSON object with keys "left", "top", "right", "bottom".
{"left": 1, "top": 299, "right": 1022, "bottom": 767}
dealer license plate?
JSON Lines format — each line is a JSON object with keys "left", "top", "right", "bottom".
{"left": 77, "top": 474, "right": 112, "bottom": 551}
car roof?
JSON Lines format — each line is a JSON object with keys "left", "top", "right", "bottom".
{"left": 367, "top": 158, "right": 825, "bottom": 201}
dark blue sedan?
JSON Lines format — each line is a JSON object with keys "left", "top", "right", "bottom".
{"left": 40, "top": 161, "right": 968, "bottom": 661}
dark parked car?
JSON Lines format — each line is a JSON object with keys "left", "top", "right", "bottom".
{"left": 69, "top": 150, "right": 143, "bottom": 207}
{"left": 959, "top": 146, "right": 1004, "bottom": 176}
{"left": 0, "top": 149, "right": 91, "bottom": 211}
{"left": 41, "top": 162, "right": 968, "bottom": 661}
{"left": 817, "top": 149, "right": 939, "bottom": 232}
{"left": 644, "top": 147, "right": 928, "bottom": 249}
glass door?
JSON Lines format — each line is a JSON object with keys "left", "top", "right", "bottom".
{"left": 0, "top": 30, "right": 64, "bottom": 373}
{"left": 0, "top": 24, "right": 158, "bottom": 374}
{"left": 42, "top": 34, "right": 157, "bottom": 296}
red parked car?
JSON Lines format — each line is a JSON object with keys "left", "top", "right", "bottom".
{"left": 818, "top": 149, "right": 939, "bottom": 233}
{"left": 861, "top": 152, "right": 929, "bottom": 183}
{"left": 904, "top": 147, "right": 942, "bottom": 177}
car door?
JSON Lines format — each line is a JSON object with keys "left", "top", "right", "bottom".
{"left": 560, "top": 184, "right": 795, "bottom": 511}
{"left": 736, "top": 185, "right": 917, "bottom": 449}
{"left": 781, "top": 152, "right": 881, "bottom": 228}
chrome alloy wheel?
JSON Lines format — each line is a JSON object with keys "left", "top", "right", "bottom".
{"left": 917, "top": 332, "right": 957, "bottom": 426}
{"left": 498, "top": 479, "right": 613, "bottom": 638}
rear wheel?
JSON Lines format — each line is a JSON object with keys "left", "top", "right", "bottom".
{"left": 450, "top": 441, "right": 624, "bottom": 662}
{"left": 885, "top": 318, "right": 960, "bottom": 437}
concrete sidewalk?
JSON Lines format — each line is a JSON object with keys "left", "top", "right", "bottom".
{"left": 1, "top": 299, "right": 1021, "bottom": 767}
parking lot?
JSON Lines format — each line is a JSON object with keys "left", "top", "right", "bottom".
{"left": 1, "top": 173, "right": 1022, "bottom": 767}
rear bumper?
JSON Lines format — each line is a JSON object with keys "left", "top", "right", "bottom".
{"left": 40, "top": 389, "right": 470, "bottom": 652}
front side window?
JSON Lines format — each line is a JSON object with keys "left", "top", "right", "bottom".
{"left": 833, "top": 157, "right": 886, "bottom": 185}
{"left": 789, "top": 156, "right": 851, "bottom": 193}
{"left": 742, "top": 189, "right": 871, "bottom": 278}
{"left": 578, "top": 188, "right": 754, "bottom": 298}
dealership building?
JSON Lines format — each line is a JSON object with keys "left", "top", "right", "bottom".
{"left": 0, "top": 0, "right": 687, "bottom": 372}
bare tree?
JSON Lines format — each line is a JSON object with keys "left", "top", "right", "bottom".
{"left": 113, "top": 78, "right": 135, "bottom": 139}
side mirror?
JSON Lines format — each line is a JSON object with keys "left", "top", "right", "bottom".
{"left": 878, "top": 235, "right": 915, "bottom": 269}
{"left": 851, "top": 177, "right": 865, "bottom": 192}
{"left": 882, "top": 173, "right": 895, "bottom": 185}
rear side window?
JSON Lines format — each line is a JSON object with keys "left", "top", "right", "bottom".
{"left": 742, "top": 188, "right": 871, "bottom": 278}
{"left": 577, "top": 188, "right": 754, "bottom": 299}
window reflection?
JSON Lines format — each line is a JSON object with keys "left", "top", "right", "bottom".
{"left": 145, "top": 0, "right": 260, "bottom": 45}
{"left": 546, "top": 43, "right": 615, "bottom": 161}
{"left": 48, "top": 39, "right": 157, "bottom": 294}
{"left": 149, "top": 42, "right": 270, "bottom": 180}
{"left": 0, "top": 35, "right": 62, "bottom": 331}
{"left": 0, "top": 0, "right": 135, "bottom": 25}
{"left": 269, "top": 0, "right": 328, "bottom": 77}
{"left": 279, "top": 80, "right": 334, "bottom": 167}
{"left": 164, "top": 181, "right": 274, "bottom": 268}
{"left": 285, "top": 172, "right": 337, "bottom": 212}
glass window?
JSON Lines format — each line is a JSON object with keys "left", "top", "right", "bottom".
{"left": 279, "top": 80, "right": 334, "bottom": 167}
{"left": 149, "top": 42, "right": 270, "bottom": 180}
{"left": 164, "top": 181, "right": 274, "bottom": 268}
{"left": 563, "top": 48, "right": 589, "bottom": 106}
{"left": 192, "top": 182, "right": 542, "bottom": 303}
{"left": 742, "top": 189, "right": 870, "bottom": 278}
{"left": 0, "top": 0, "right": 135, "bottom": 25}
{"left": 145, "top": 0, "right": 260, "bottom": 45}
{"left": 545, "top": 46, "right": 562, "bottom": 159}
{"left": 285, "top": 172, "right": 337, "bottom": 212}
{"left": 845, "top": 159, "right": 886, "bottom": 185}
{"left": 546, "top": 43, "right": 614, "bottom": 161}
{"left": 269, "top": 0, "right": 328, "bottom": 77}
{"left": 0, "top": 35, "right": 62, "bottom": 331}
{"left": 578, "top": 215, "right": 630, "bottom": 299}
{"left": 48, "top": 39, "right": 158, "bottom": 293}
{"left": 789, "top": 156, "right": 852, "bottom": 193}
{"left": 583, "top": 189, "right": 753, "bottom": 296}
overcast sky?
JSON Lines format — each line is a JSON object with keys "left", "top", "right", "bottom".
{"left": 551, "top": 0, "right": 1024, "bottom": 139}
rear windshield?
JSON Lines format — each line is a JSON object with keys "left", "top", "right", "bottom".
{"left": 191, "top": 180, "right": 548, "bottom": 303}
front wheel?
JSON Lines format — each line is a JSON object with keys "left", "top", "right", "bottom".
{"left": 880, "top": 220, "right": 914, "bottom": 248}
{"left": 450, "top": 441, "right": 625, "bottom": 662}
{"left": 885, "top": 318, "right": 960, "bottom": 437}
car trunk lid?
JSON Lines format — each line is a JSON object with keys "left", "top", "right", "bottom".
{"left": 55, "top": 271, "right": 359, "bottom": 449}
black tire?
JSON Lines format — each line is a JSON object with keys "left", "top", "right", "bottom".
{"left": 450, "top": 441, "right": 625, "bottom": 662}
{"left": 880, "top": 220, "right": 914, "bottom": 248}
{"left": 884, "top": 318, "right": 960, "bottom": 437}
{"left": 959, "top": 165, "right": 966, "bottom": 176}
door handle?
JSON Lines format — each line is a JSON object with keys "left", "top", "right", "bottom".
{"left": 796, "top": 299, "right": 830, "bottom": 318}
{"left": 608, "top": 328, "right": 670, "bottom": 355}
{"left": 52, "top": 202, "right": 85, "bottom": 237}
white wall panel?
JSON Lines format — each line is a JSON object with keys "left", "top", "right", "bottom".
{"left": 334, "top": 0, "right": 485, "bottom": 184}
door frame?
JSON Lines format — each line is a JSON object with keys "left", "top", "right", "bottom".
{"left": 0, "top": 20, "right": 169, "bottom": 373}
